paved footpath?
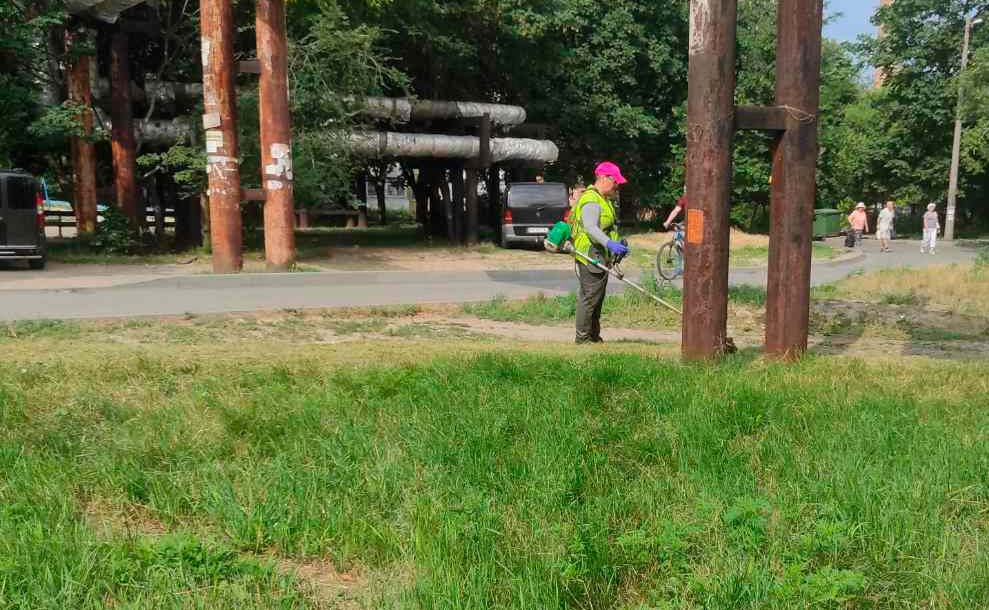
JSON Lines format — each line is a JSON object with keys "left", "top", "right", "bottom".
{"left": 0, "top": 238, "right": 979, "bottom": 321}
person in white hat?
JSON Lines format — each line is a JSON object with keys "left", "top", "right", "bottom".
{"left": 847, "top": 202, "right": 869, "bottom": 249}
{"left": 922, "top": 203, "right": 940, "bottom": 254}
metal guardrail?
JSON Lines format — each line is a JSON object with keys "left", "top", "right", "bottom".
{"left": 44, "top": 209, "right": 175, "bottom": 238}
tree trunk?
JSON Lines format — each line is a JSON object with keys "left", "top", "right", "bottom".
{"left": 407, "top": 167, "right": 429, "bottom": 225}
{"left": 67, "top": 30, "right": 98, "bottom": 237}
{"left": 466, "top": 168, "right": 479, "bottom": 246}
{"left": 487, "top": 166, "right": 501, "bottom": 235}
{"left": 375, "top": 179, "right": 387, "bottom": 225}
{"left": 451, "top": 166, "right": 466, "bottom": 245}
{"left": 428, "top": 168, "right": 446, "bottom": 238}
{"left": 356, "top": 173, "right": 369, "bottom": 229}
{"left": 175, "top": 191, "right": 203, "bottom": 249}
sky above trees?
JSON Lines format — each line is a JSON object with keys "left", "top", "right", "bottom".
{"left": 824, "top": 0, "right": 881, "bottom": 43}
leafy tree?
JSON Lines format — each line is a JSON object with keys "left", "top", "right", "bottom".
{"left": 861, "top": 0, "right": 989, "bottom": 225}
{"left": 0, "top": 1, "right": 71, "bottom": 183}
{"left": 343, "top": 0, "right": 689, "bottom": 209}
{"left": 287, "top": 0, "right": 409, "bottom": 207}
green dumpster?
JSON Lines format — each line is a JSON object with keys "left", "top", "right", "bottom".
{"left": 813, "top": 208, "right": 842, "bottom": 239}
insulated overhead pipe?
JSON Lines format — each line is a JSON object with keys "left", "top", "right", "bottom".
{"left": 346, "top": 132, "right": 558, "bottom": 164}
{"left": 358, "top": 97, "right": 526, "bottom": 126}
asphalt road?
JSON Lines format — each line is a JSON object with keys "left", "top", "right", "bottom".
{"left": 1, "top": 238, "right": 980, "bottom": 321}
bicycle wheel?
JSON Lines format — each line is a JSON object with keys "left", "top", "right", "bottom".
{"left": 656, "top": 241, "right": 684, "bottom": 281}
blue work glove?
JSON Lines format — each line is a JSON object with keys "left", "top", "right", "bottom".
{"left": 606, "top": 239, "right": 629, "bottom": 257}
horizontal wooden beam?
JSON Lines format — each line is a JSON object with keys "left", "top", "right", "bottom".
{"left": 734, "top": 105, "right": 788, "bottom": 132}
{"left": 242, "top": 188, "right": 266, "bottom": 201}
{"left": 237, "top": 60, "right": 261, "bottom": 75}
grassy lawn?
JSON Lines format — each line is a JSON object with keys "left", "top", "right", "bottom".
{"left": 815, "top": 257, "right": 989, "bottom": 318}
{"left": 462, "top": 259, "right": 989, "bottom": 345}
{"left": 1, "top": 320, "right": 988, "bottom": 608}
{"left": 729, "top": 242, "right": 839, "bottom": 267}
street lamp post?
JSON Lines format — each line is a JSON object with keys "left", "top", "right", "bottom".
{"left": 945, "top": 15, "right": 982, "bottom": 241}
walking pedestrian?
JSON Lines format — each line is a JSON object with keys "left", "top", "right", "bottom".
{"left": 921, "top": 203, "right": 940, "bottom": 254}
{"left": 847, "top": 202, "right": 869, "bottom": 248}
{"left": 876, "top": 200, "right": 895, "bottom": 252}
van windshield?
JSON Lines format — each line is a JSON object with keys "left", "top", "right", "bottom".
{"left": 508, "top": 185, "right": 567, "bottom": 207}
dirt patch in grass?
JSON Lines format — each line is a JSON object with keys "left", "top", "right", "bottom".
{"left": 268, "top": 556, "right": 368, "bottom": 608}
{"left": 84, "top": 497, "right": 170, "bottom": 538}
{"left": 822, "top": 264, "right": 989, "bottom": 317}
{"left": 811, "top": 298, "right": 989, "bottom": 340}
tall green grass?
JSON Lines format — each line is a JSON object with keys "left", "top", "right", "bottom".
{"left": 2, "top": 352, "right": 988, "bottom": 608}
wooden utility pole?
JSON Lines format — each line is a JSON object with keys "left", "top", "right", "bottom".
{"left": 67, "top": 28, "right": 98, "bottom": 236}
{"left": 256, "top": 0, "right": 295, "bottom": 269}
{"left": 765, "top": 0, "right": 823, "bottom": 359}
{"left": 200, "top": 0, "right": 243, "bottom": 272}
{"left": 465, "top": 114, "right": 491, "bottom": 246}
{"left": 682, "top": 0, "right": 737, "bottom": 360}
{"left": 110, "top": 31, "right": 140, "bottom": 230}
{"left": 945, "top": 15, "right": 979, "bottom": 241}
{"left": 683, "top": 0, "right": 823, "bottom": 361}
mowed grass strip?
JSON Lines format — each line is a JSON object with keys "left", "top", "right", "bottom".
{"left": 461, "top": 283, "right": 766, "bottom": 328}
{"left": 2, "top": 350, "right": 989, "bottom": 608}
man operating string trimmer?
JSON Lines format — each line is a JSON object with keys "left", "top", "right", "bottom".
{"left": 546, "top": 161, "right": 732, "bottom": 352}
{"left": 569, "top": 162, "right": 632, "bottom": 344}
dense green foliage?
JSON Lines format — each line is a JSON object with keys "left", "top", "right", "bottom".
{"left": 1, "top": 346, "right": 988, "bottom": 607}
{"left": 0, "top": 0, "right": 986, "bottom": 232}
{"left": 846, "top": 0, "right": 989, "bottom": 226}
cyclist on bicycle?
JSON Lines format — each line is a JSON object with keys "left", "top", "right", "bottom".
{"left": 663, "top": 192, "right": 688, "bottom": 230}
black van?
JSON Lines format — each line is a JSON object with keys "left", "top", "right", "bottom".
{"left": 0, "top": 169, "right": 47, "bottom": 269}
{"left": 499, "top": 181, "right": 570, "bottom": 248}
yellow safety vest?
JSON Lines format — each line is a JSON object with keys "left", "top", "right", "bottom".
{"left": 570, "top": 186, "right": 619, "bottom": 260}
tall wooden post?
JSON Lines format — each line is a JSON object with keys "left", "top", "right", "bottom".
{"left": 356, "top": 173, "right": 369, "bottom": 228}
{"left": 487, "top": 166, "right": 500, "bottom": 236}
{"left": 200, "top": 0, "right": 243, "bottom": 272}
{"left": 110, "top": 31, "right": 140, "bottom": 230}
{"left": 451, "top": 165, "right": 466, "bottom": 245}
{"left": 466, "top": 114, "right": 490, "bottom": 246}
{"left": 682, "top": 0, "right": 737, "bottom": 360}
{"left": 256, "top": 0, "right": 295, "bottom": 270}
{"left": 465, "top": 169, "right": 479, "bottom": 245}
{"left": 765, "top": 0, "right": 822, "bottom": 359}
{"left": 67, "top": 29, "right": 98, "bottom": 237}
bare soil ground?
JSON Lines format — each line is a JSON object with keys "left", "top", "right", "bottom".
{"left": 7, "top": 299, "right": 986, "bottom": 362}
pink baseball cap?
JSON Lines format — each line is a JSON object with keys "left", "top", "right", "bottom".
{"left": 594, "top": 161, "right": 627, "bottom": 185}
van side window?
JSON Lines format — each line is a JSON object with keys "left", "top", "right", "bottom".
{"left": 6, "top": 177, "right": 36, "bottom": 210}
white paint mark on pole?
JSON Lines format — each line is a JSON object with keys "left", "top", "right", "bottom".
{"left": 266, "top": 143, "right": 293, "bottom": 181}
{"left": 690, "top": 0, "right": 711, "bottom": 56}
{"left": 201, "top": 38, "right": 211, "bottom": 67}
{"left": 202, "top": 113, "right": 221, "bottom": 130}
{"left": 205, "top": 130, "right": 224, "bottom": 153}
